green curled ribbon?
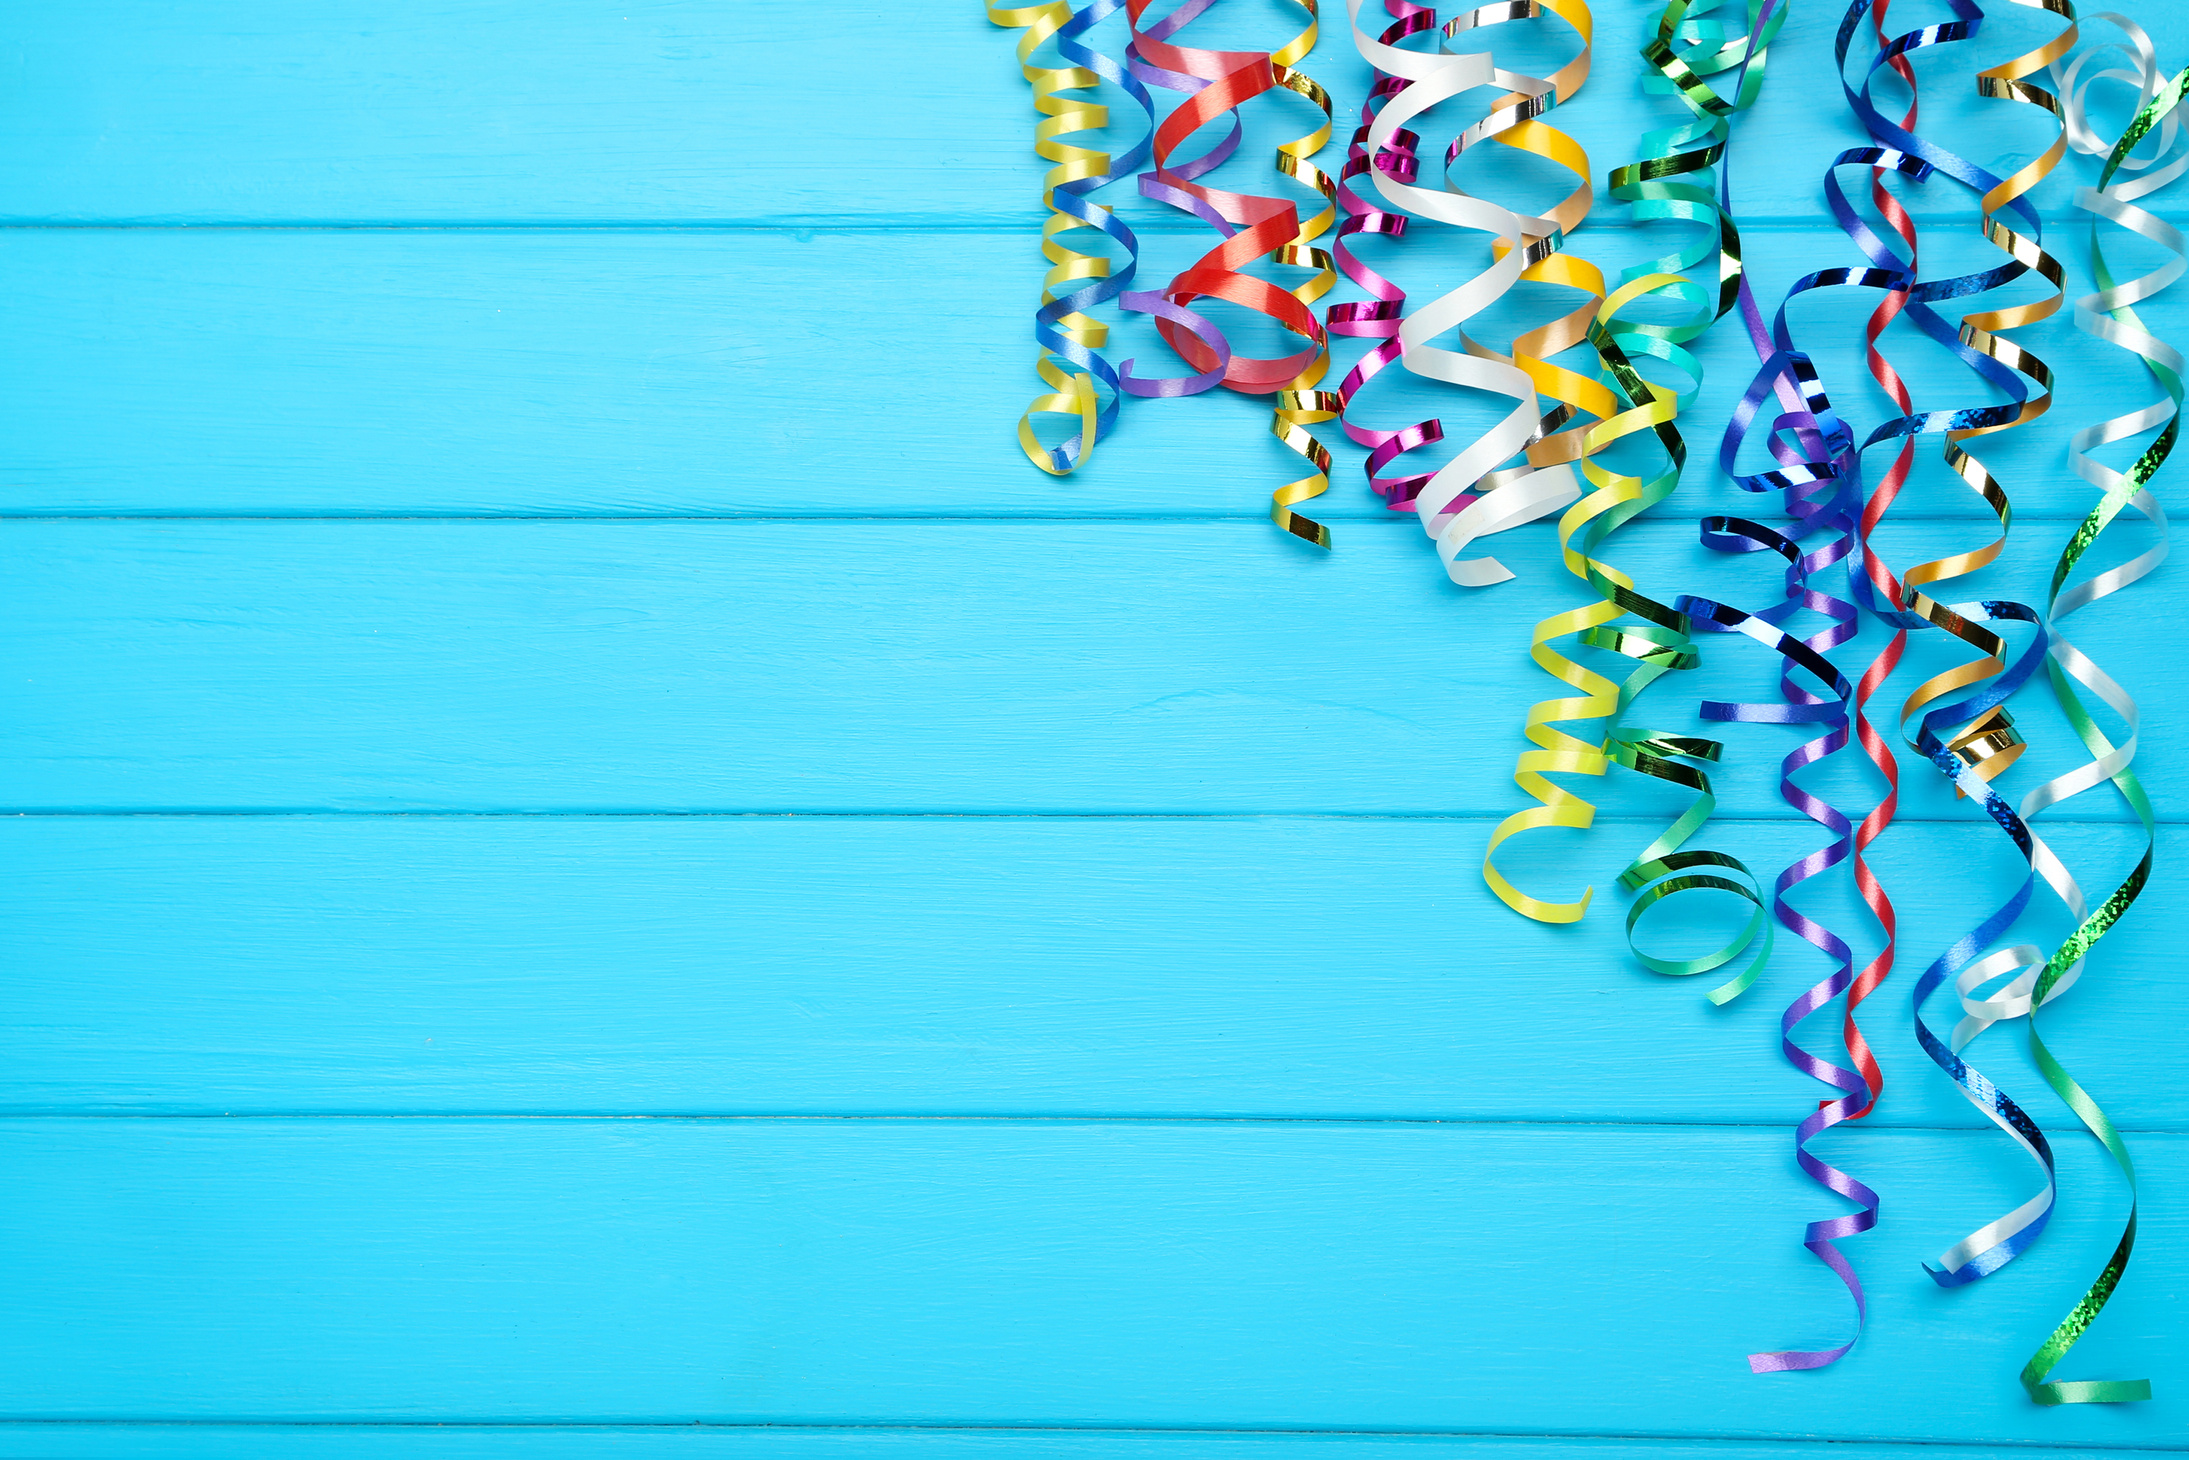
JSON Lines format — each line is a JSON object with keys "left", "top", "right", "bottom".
{"left": 2003, "top": 28, "right": 2185, "bottom": 1406}
{"left": 1483, "top": 0, "right": 1780, "bottom": 1002}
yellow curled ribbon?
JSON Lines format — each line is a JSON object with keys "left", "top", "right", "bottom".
{"left": 989, "top": 0, "right": 1149, "bottom": 473}
{"left": 1269, "top": 15, "right": 1346, "bottom": 547}
{"left": 1482, "top": 0, "right": 1776, "bottom": 975}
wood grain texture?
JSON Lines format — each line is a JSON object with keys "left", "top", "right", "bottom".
{"left": 3, "top": 814, "right": 2177, "bottom": 1130}
{"left": 0, "top": 1118, "right": 2179, "bottom": 1444}
{"left": 2, "top": 518, "right": 2172, "bottom": 820}
{"left": 0, "top": 224, "right": 2169, "bottom": 518}
{"left": 0, "top": 0, "right": 2177, "bottom": 225}
{"left": 0, "top": 1429, "right": 2150, "bottom": 1460}
{"left": 9, "top": 0, "right": 2188, "bottom": 1447}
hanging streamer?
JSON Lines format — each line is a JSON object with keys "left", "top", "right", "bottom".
{"left": 1825, "top": 0, "right": 2168, "bottom": 1402}
{"left": 1484, "top": 0, "right": 1782, "bottom": 999}
{"left": 1839, "top": 0, "right": 1922, "bottom": 1129}
{"left": 1343, "top": 0, "right": 1597, "bottom": 589}
{"left": 1328, "top": 1, "right": 1436, "bottom": 508}
{"left": 1989, "top": 20, "right": 2181, "bottom": 1405}
{"left": 1123, "top": 0, "right": 1324, "bottom": 391}
{"left": 990, "top": 0, "right": 1157, "bottom": 473}
{"left": 1123, "top": 0, "right": 1348, "bottom": 540}
{"left": 1269, "top": 10, "right": 1349, "bottom": 546}
{"left": 1688, "top": 0, "right": 1988, "bottom": 1365}
{"left": 1837, "top": 0, "right": 2056, "bottom": 1299}
{"left": 1700, "top": 240, "right": 1875, "bottom": 1372}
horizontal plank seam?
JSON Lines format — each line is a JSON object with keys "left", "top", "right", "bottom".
{"left": 0, "top": 518, "right": 2118, "bottom": 531}
{"left": 3, "top": 810, "right": 2173, "bottom": 825}
{"left": 0, "top": 216, "right": 2170, "bottom": 233}
{"left": 0, "top": 1421, "right": 2168, "bottom": 1452}
{"left": 3, "top": 1113, "right": 2181, "bottom": 1136}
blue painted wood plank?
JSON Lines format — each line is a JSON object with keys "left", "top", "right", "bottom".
{"left": 0, "top": 1426, "right": 2143, "bottom": 1459}
{"left": 0, "top": 0, "right": 2177, "bottom": 225}
{"left": 0, "top": 1117, "right": 2178, "bottom": 1444}
{"left": 2, "top": 815, "right": 2177, "bottom": 1132}
{"left": 0, "top": 520, "right": 2170, "bottom": 820}
{"left": 0, "top": 224, "right": 2168, "bottom": 519}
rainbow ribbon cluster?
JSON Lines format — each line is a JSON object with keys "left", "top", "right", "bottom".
{"left": 989, "top": 0, "right": 2179, "bottom": 1402}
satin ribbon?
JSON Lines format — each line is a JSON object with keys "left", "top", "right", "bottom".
{"left": 990, "top": 0, "right": 1156, "bottom": 473}
{"left": 1483, "top": 0, "right": 1779, "bottom": 992}
{"left": 1343, "top": 0, "right": 1595, "bottom": 589}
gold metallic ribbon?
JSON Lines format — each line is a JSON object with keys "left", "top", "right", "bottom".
{"left": 1269, "top": 15, "right": 1346, "bottom": 547}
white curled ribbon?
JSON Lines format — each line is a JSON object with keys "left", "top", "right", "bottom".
{"left": 1345, "top": 0, "right": 1585, "bottom": 586}
{"left": 1950, "top": 15, "right": 2182, "bottom": 1049}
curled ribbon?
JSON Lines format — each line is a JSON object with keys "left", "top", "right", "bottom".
{"left": 1123, "top": 0, "right": 1326, "bottom": 393}
{"left": 1343, "top": 0, "right": 1595, "bottom": 589}
{"left": 1692, "top": 0, "right": 1977, "bottom": 1366}
{"left": 1837, "top": 0, "right": 2049, "bottom": 1303}
{"left": 1829, "top": 0, "right": 2167, "bottom": 1403}
{"left": 1123, "top": 0, "right": 1346, "bottom": 543}
{"left": 1703, "top": 251, "right": 1874, "bottom": 1372}
{"left": 1483, "top": 0, "right": 1781, "bottom": 1008}
{"left": 1991, "top": 17, "right": 2180, "bottom": 1405}
{"left": 1328, "top": 2, "right": 1434, "bottom": 507}
{"left": 1269, "top": 16, "right": 1347, "bottom": 547}
{"left": 989, "top": 0, "right": 1156, "bottom": 473}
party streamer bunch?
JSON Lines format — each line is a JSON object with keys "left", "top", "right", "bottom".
{"left": 988, "top": 0, "right": 2178, "bottom": 1400}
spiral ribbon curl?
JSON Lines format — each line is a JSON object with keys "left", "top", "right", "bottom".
{"left": 990, "top": 0, "right": 1156, "bottom": 473}
{"left": 1689, "top": 0, "right": 2027, "bottom": 1365}
{"left": 1831, "top": 0, "right": 2051, "bottom": 1299}
{"left": 1343, "top": 0, "right": 1598, "bottom": 589}
{"left": 1982, "top": 21, "right": 2181, "bottom": 1405}
{"left": 1122, "top": 0, "right": 1350, "bottom": 542}
{"left": 1268, "top": 21, "right": 1347, "bottom": 546}
{"left": 1483, "top": 0, "right": 1781, "bottom": 998}
{"left": 1123, "top": 0, "right": 1323, "bottom": 389}
{"left": 1327, "top": 2, "right": 1433, "bottom": 507}
{"left": 1702, "top": 247, "right": 1876, "bottom": 1370}
{"left": 1821, "top": 0, "right": 2166, "bottom": 1403}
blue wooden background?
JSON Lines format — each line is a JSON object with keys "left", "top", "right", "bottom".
{"left": 2, "top": 0, "right": 2185, "bottom": 1454}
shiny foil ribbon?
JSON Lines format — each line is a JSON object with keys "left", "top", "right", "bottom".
{"left": 1269, "top": 15, "right": 1347, "bottom": 546}
{"left": 1691, "top": 0, "right": 2000, "bottom": 1368}
{"left": 990, "top": 0, "right": 1156, "bottom": 473}
{"left": 1832, "top": 0, "right": 2165, "bottom": 1403}
{"left": 1986, "top": 16, "right": 2180, "bottom": 1404}
{"left": 1122, "top": 0, "right": 1348, "bottom": 544}
{"left": 1328, "top": 1, "right": 1434, "bottom": 507}
{"left": 1485, "top": 0, "right": 1782, "bottom": 1005}
{"left": 1702, "top": 224, "right": 1877, "bottom": 1371}
{"left": 1342, "top": 0, "right": 1596, "bottom": 588}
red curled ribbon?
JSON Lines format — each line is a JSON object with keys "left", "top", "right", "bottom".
{"left": 1122, "top": 0, "right": 1329, "bottom": 398}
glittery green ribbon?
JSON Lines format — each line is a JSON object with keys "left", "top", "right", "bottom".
{"left": 2011, "top": 44, "right": 2186, "bottom": 1407}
